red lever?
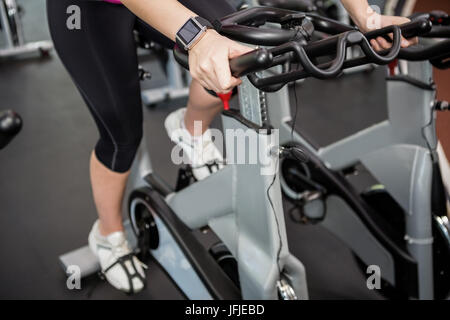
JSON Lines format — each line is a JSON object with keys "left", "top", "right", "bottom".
{"left": 217, "top": 92, "right": 233, "bottom": 111}
{"left": 388, "top": 59, "right": 398, "bottom": 76}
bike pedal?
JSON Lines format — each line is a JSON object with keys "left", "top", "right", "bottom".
{"left": 175, "top": 165, "right": 197, "bottom": 191}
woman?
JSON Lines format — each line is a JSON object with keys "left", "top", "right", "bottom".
{"left": 47, "top": 0, "right": 416, "bottom": 294}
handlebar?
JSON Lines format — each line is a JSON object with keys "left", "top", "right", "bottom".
{"left": 174, "top": 23, "right": 401, "bottom": 90}
{"left": 399, "top": 39, "right": 450, "bottom": 69}
{"left": 174, "top": 7, "right": 449, "bottom": 92}
{"left": 258, "top": 0, "right": 317, "bottom": 12}
{"left": 216, "top": 6, "right": 362, "bottom": 46}
{"left": 216, "top": 7, "right": 315, "bottom": 46}
{"left": 242, "top": 26, "right": 403, "bottom": 91}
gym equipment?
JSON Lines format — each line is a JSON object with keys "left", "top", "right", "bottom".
{"left": 0, "top": 109, "right": 22, "bottom": 149}
{"left": 59, "top": 6, "right": 417, "bottom": 299}
{"left": 136, "top": 35, "right": 191, "bottom": 107}
{"left": 0, "top": 0, "right": 52, "bottom": 59}
{"left": 272, "top": 12, "right": 450, "bottom": 299}
{"left": 256, "top": 0, "right": 376, "bottom": 75}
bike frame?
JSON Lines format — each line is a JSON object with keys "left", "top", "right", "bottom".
{"left": 265, "top": 59, "right": 438, "bottom": 299}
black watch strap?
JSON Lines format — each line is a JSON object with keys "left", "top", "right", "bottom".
{"left": 195, "top": 16, "right": 213, "bottom": 29}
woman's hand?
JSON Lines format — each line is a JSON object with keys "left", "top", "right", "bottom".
{"left": 188, "top": 30, "right": 253, "bottom": 93}
{"left": 358, "top": 12, "right": 419, "bottom": 51}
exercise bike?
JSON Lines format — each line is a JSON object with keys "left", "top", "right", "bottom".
{"left": 59, "top": 6, "right": 424, "bottom": 299}
{"left": 135, "top": 28, "right": 191, "bottom": 108}
{"left": 0, "top": 0, "right": 53, "bottom": 59}
{"left": 266, "top": 10, "right": 450, "bottom": 299}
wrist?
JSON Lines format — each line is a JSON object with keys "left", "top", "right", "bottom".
{"left": 189, "top": 29, "right": 218, "bottom": 51}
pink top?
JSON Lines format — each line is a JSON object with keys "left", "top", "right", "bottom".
{"left": 103, "top": 0, "right": 122, "bottom": 4}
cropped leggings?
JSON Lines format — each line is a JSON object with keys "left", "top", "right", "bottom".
{"left": 47, "top": 0, "right": 235, "bottom": 172}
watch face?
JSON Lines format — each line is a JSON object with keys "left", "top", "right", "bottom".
{"left": 178, "top": 19, "right": 202, "bottom": 45}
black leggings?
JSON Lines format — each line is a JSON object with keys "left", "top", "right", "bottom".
{"left": 47, "top": 0, "right": 235, "bottom": 173}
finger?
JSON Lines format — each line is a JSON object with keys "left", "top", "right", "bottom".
{"left": 204, "top": 77, "right": 221, "bottom": 94}
{"left": 401, "top": 36, "right": 418, "bottom": 48}
{"left": 198, "top": 79, "right": 212, "bottom": 91}
{"left": 192, "top": 70, "right": 214, "bottom": 91}
{"left": 370, "top": 39, "right": 382, "bottom": 52}
{"left": 190, "top": 70, "right": 209, "bottom": 90}
{"left": 214, "top": 76, "right": 242, "bottom": 94}
{"left": 385, "top": 32, "right": 393, "bottom": 42}
{"left": 212, "top": 53, "right": 234, "bottom": 93}
{"left": 217, "top": 71, "right": 244, "bottom": 93}
{"left": 198, "top": 61, "right": 221, "bottom": 93}
{"left": 401, "top": 38, "right": 409, "bottom": 48}
{"left": 377, "top": 37, "right": 392, "bottom": 50}
{"left": 204, "top": 71, "right": 222, "bottom": 93}
{"left": 213, "top": 62, "right": 242, "bottom": 94}
{"left": 203, "top": 62, "right": 223, "bottom": 93}
{"left": 192, "top": 70, "right": 213, "bottom": 91}
{"left": 230, "top": 77, "right": 242, "bottom": 87}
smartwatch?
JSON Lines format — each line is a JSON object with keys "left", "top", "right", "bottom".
{"left": 176, "top": 16, "right": 213, "bottom": 51}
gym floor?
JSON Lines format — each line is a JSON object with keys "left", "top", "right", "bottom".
{"left": 0, "top": 1, "right": 446, "bottom": 300}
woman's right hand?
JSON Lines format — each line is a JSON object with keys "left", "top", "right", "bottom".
{"left": 188, "top": 30, "right": 253, "bottom": 94}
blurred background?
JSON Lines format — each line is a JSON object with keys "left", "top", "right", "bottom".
{"left": 0, "top": 0, "right": 448, "bottom": 299}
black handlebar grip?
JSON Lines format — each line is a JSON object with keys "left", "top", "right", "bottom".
{"left": 431, "top": 54, "right": 450, "bottom": 69}
{"left": 229, "top": 48, "right": 273, "bottom": 77}
{"left": 399, "top": 18, "right": 433, "bottom": 39}
{"left": 399, "top": 39, "right": 450, "bottom": 61}
{"left": 364, "top": 18, "right": 432, "bottom": 41}
{"left": 424, "top": 25, "right": 450, "bottom": 38}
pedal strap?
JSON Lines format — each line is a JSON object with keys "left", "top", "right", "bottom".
{"left": 205, "top": 162, "right": 220, "bottom": 174}
{"left": 102, "top": 252, "right": 146, "bottom": 294}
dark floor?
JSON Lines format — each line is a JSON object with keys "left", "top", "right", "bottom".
{"left": 0, "top": 0, "right": 389, "bottom": 299}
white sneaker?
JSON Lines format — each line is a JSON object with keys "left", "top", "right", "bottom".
{"left": 88, "top": 220, "right": 146, "bottom": 294}
{"left": 165, "top": 107, "right": 224, "bottom": 181}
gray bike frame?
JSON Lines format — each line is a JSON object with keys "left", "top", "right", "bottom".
{"left": 264, "top": 60, "right": 437, "bottom": 299}
{"left": 61, "top": 68, "right": 309, "bottom": 300}
{"left": 130, "top": 79, "right": 309, "bottom": 299}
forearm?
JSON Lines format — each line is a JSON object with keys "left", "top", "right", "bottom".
{"left": 121, "top": 0, "right": 195, "bottom": 41}
{"left": 340, "top": 0, "right": 372, "bottom": 30}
